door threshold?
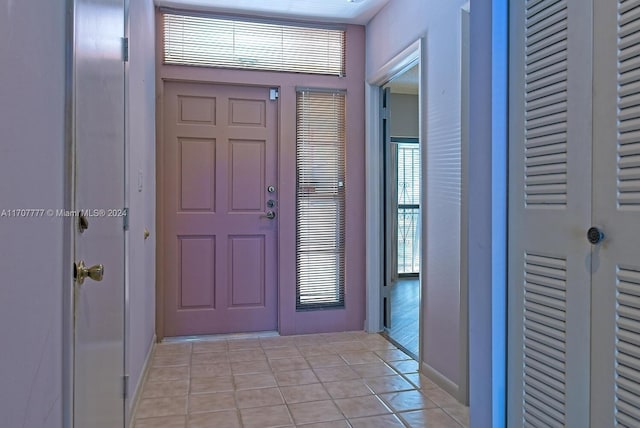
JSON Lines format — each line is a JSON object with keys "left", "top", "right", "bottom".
{"left": 162, "top": 330, "right": 280, "bottom": 343}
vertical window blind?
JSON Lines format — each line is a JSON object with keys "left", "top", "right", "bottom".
{"left": 296, "top": 89, "right": 346, "bottom": 310}
{"left": 162, "top": 12, "right": 346, "bottom": 76}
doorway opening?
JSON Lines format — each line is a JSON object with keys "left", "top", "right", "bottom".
{"left": 382, "top": 64, "right": 421, "bottom": 358}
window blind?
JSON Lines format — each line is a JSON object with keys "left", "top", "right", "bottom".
{"left": 296, "top": 89, "right": 346, "bottom": 310}
{"left": 163, "top": 13, "right": 346, "bottom": 76}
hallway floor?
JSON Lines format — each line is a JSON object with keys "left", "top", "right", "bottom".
{"left": 388, "top": 278, "right": 420, "bottom": 356}
{"left": 133, "top": 331, "right": 469, "bottom": 428}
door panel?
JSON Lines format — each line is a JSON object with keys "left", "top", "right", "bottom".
{"left": 163, "top": 82, "right": 278, "bottom": 336}
{"left": 73, "top": 0, "right": 125, "bottom": 426}
{"left": 592, "top": 0, "right": 640, "bottom": 425}
{"left": 508, "top": 1, "right": 592, "bottom": 426}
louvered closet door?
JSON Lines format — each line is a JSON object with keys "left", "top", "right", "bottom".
{"left": 508, "top": 1, "right": 593, "bottom": 427}
{"left": 591, "top": 1, "right": 640, "bottom": 426}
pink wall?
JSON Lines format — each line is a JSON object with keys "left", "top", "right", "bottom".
{"left": 0, "top": 2, "right": 66, "bottom": 426}
{"left": 127, "top": 0, "right": 157, "bottom": 414}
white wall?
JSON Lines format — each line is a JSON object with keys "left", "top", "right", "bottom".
{"left": 367, "top": 0, "right": 465, "bottom": 387}
{"left": 468, "top": 0, "right": 505, "bottom": 426}
{"left": 0, "top": 2, "right": 65, "bottom": 427}
{"left": 127, "top": 0, "right": 157, "bottom": 411}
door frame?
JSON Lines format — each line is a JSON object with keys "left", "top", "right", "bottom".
{"left": 155, "top": 14, "right": 366, "bottom": 339}
{"left": 365, "top": 38, "right": 424, "bottom": 358}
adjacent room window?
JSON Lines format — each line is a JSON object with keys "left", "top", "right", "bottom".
{"left": 296, "top": 89, "right": 346, "bottom": 310}
{"left": 162, "top": 12, "right": 346, "bottom": 76}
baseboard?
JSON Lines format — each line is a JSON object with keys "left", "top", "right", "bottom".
{"left": 421, "top": 361, "right": 460, "bottom": 401}
{"left": 127, "top": 334, "right": 156, "bottom": 428}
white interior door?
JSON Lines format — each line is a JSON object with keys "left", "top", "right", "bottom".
{"left": 508, "top": 1, "right": 593, "bottom": 426}
{"left": 73, "top": 0, "right": 126, "bottom": 426}
{"left": 591, "top": 1, "right": 640, "bottom": 425}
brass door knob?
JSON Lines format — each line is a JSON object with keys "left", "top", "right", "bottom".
{"left": 74, "top": 260, "right": 104, "bottom": 285}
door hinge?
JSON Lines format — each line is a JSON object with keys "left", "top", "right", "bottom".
{"left": 123, "top": 375, "right": 129, "bottom": 399}
{"left": 381, "top": 106, "right": 390, "bottom": 120}
{"left": 122, "top": 37, "right": 129, "bottom": 62}
{"left": 269, "top": 88, "right": 279, "bottom": 101}
{"left": 123, "top": 207, "right": 129, "bottom": 231}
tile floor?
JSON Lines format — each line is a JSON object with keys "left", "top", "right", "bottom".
{"left": 133, "top": 331, "right": 469, "bottom": 428}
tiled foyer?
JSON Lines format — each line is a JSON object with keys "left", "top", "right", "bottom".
{"left": 133, "top": 331, "right": 469, "bottom": 428}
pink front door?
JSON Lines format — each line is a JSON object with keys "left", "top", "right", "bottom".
{"left": 163, "top": 82, "right": 278, "bottom": 336}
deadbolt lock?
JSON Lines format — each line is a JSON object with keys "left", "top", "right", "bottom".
{"left": 74, "top": 260, "right": 104, "bottom": 285}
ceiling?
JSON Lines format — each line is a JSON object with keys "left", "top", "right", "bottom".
{"left": 386, "top": 65, "right": 419, "bottom": 95}
{"left": 154, "top": 0, "right": 391, "bottom": 25}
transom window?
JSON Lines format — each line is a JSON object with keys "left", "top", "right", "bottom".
{"left": 162, "top": 12, "right": 346, "bottom": 76}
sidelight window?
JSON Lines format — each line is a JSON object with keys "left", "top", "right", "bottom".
{"left": 296, "top": 89, "right": 346, "bottom": 310}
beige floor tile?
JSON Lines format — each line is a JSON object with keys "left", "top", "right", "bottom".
{"left": 295, "top": 421, "right": 350, "bottom": 428}
{"left": 155, "top": 342, "right": 192, "bottom": 356}
{"left": 360, "top": 338, "right": 397, "bottom": 351}
{"left": 134, "top": 415, "right": 186, "bottom": 428}
{"left": 230, "top": 358, "right": 272, "bottom": 375}
{"left": 365, "top": 375, "right": 415, "bottom": 394}
{"left": 398, "top": 408, "right": 463, "bottom": 428}
{"left": 306, "top": 354, "right": 347, "bottom": 369}
{"left": 442, "top": 403, "right": 470, "bottom": 428}
{"left": 403, "top": 373, "right": 438, "bottom": 390}
{"left": 233, "top": 372, "right": 277, "bottom": 390}
{"left": 339, "top": 351, "right": 384, "bottom": 365}
{"left": 260, "top": 336, "right": 297, "bottom": 348}
{"left": 329, "top": 341, "right": 367, "bottom": 353}
{"left": 288, "top": 400, "right": 345, "bottom": 425}
{"left": 350, "top": 363, "right": 396, "bottom": 378}
{"left": 313, "top": 366, "right": 360, "bottom": 383}
{"left": 227, "top": 348, "right": 266, "bottom": 362}
{"left": 374, "top": 349, "right": 412, "bottom": 362}
{"left": 268, "top": 356, "right": 310, "bottom": 372}
{"left": 191, "top": 351, "right": 228, "bottom": 365}
{"left": 298, "top": 344, "right": 335, "bottom": 357}
{"left": 323, "top": 379, "right": 373, "bottom": 399}
{"left": 235, "top": 387, "right": 284, "bottom": 409}
{"left": 151, "top": 353, "right": 191, "bottom": 367}
{"left": 293, "top": 335, "right": 326, "bottom": 346}
{"left": 421, "top": 387, "right": 459, "bottom": 407}
{"left": 190, "top": 363, "right": 231, "bottom": 378}
{"left": 192, "top": 341, "right": 227, "bottom": 354}
{"left": 188, "top": 391, "right": 236, "bottom": 413}
{"left": 334, "top": 395, "right": 391, "bottom": 419}
{"left": 348, "top": 413, "right": 405, "bottom": 428}
{"left": 147, "top": 366, "right": 190, "bottom": 382}
{"left": 142, "top": 379, "right": 189, "bottom": 398}
{"left": 187, "top": 409, "right": 241, "bottom": 428}
{"left": 239, "top": 404, "right": 293, "bottom": 428}
{"left": 274, "top": 369, "right": 319, "bottom": 386}
{"left": 280, "top": 383, "right": 330, "bottom": 404}
{"left": 189, "top": 375, "right": 234, "bottom": 394}
{"left": 388, "top": 359, "right": 419, "bottom": 374}
{"left": 264, "top": 346, "right": 303, "bottom": 359}
{"left": 227, "top": 338, "right": 261, "bottom": 350}
{"left": 135, "top": 396, "right": 187, "bottom": 419}
{"left": 379, "top": 390, "right": 437, "bottom": 412}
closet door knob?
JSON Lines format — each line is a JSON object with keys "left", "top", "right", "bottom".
{"left": 587, "top": 227, "right": 604, "bottom": 245}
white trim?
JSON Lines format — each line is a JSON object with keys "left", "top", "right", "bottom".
{"left": 365, "top": 39, "right": 422, "bottom": 339}
{"left": 127, "top": 335, "right": 156, "bottom": 428}
{"left": 421, "top": 361, "right": 460, "bottom": 398}
{"left": 458, "top": 5, "right": 470, "bottom": 407}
